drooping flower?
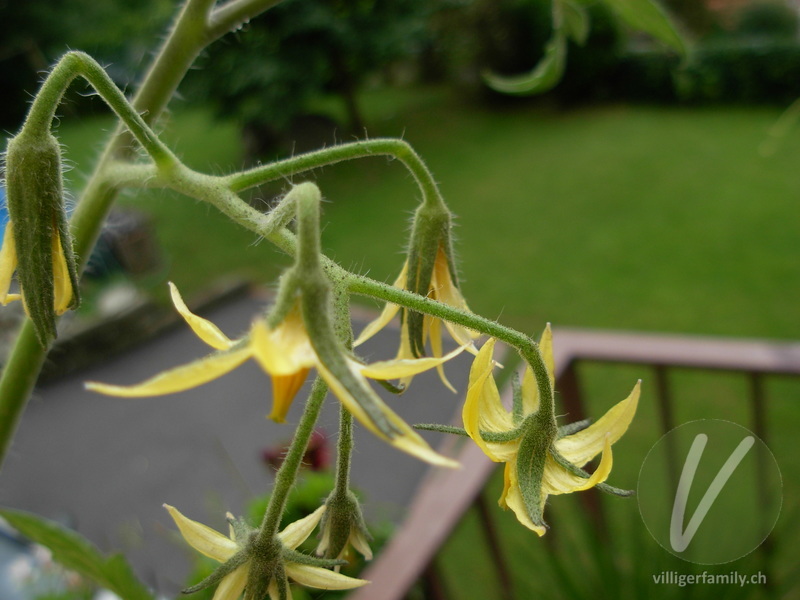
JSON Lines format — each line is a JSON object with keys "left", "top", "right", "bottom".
{"left": 463, "top": 329, "right": 640, "bottom": 534}
{"left": 164, "top": 504, "right": 367, "bottom": 600}
{"left": 355, "top": 245, "right": 479, "bottom": 392}
{"left": 316, "top": 490, "right": 373, "bottom": 566}
{"left": 3, "top": 130, "right": 80, "bottom": 344}
{"left": 87, "top": 282, "right": 462, "bottom": 467}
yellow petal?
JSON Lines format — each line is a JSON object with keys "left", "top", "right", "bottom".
{"left": 428, "top": 317, "right": 458, "bottom": 393}
{"left": 51, "top": 232, "right": 73, "bottom": 314}
{"left": 163, "top": 504, "right": 238, "bottom": 562}
{"left": 350, "top": 528, "right": 373, "bottom": 560}
{"left": 268, "top": 369, "right": 311, "bottom": 423}
{"left": 286, "top": 563, "right": 369, "bottom": 590}
{"left": 555, "top": 380, "right": 640, "bottom": 467}
{"left": 462, "top": 340, "right": 516, "bottom": 462}
{"left": 540, "top": 323, "right": 555, "bottom": 389}
{"left": 356, "top": 344, "right": 466, "bottom": 381}
{"left": 169, "top": 282, "right": 232, "bottom": 350}
{"left": 353, "top": 263, "right": 407, "bottom": 347}
{"left": 251, "top": 312, "right": 316, "bottom": 376}
{"left": 462, "top": 340, "right": 498, "bottom": 459}
{"left": 431, "top": 248, "right": 480, "bottom": 346}
{"left": 0, "top": 222, "right": 18, "bottom": 304}
{"left": 317, "top": 362, "right": 459, "bottom": 468}
{"left": 520, "top": 365, "right": 540, "bottom": 417}
{"left": 279, "top": 505, "right": 326, "bottom": 550}
{"left": 544, "top": 435, "right": 613, "bottom": 495}
{"left": 212, "top": 564, "right": 249, "bottom": 600}
{"left": 500, "top": 462, "right": 548, "bottom": 536}
{"left": 85, "top": 347, "right": 251, "bottom": 397}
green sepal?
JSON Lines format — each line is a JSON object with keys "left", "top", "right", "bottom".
{"left": 376, "top": 378, "right": 406, "bottom": 395}
{"left": 515, "top": 429, "right": 550, "bottom": 532}
{"left": 301, "top": 278, "right": 400, "bottom": 440}
{"left": 282, "top": 547, "right": 345, "bottom": 568}
{"left": 404, "top": 200, "right": 455, "bottom": 356}
{"left": 319, "top": 489, "right": 371, "bottom": 561}
{"left": 0, "top": 507, "right": 153, "bottom": 600}
{"left": 558, "top": 418, "right": 593, "bottom": 437}
{"left": 414, "top": 423, "right": 469, "bottom": 436}
{"left": 4, "top": 130, "right": 80, "bottom": 344}
{"left": 227, "top": 514, "right": 256, "bottom": 546}
{"left": 549, "top": 446, "right": 634, "bottom": 496}
{"left": 183, "top": 547, "right": 251, "bottom": 594}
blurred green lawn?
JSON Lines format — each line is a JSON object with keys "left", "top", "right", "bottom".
{"left": 58, "top": 88, "right": 799, "bottom": 340}
{"left": 56, "top": 88, "right": 799, "bottom": 599}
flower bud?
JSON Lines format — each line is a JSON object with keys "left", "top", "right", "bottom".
{"left": 2, "top": 131, "right": 79, "bottom": 344}
{"left": 404, "top": 201, "right": 457, "bottom": 357}
{"left": 317, "top": 490, "right": 372, "bottom": 563}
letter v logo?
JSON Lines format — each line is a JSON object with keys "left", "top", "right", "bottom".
{"left": 670, "top": 433, "right": 755, "bottom": 552}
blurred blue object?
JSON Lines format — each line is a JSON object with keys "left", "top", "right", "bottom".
{"left": 0, "top": 186, "right": 7, "bottom": 246}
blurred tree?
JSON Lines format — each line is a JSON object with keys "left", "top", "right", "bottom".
{"left": 184, "top": 0, "right": 431, "bottom": 156}
{"left": 0, "top": 0, "right": 173, "bottom": 130}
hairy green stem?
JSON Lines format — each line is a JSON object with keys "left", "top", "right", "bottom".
{"left": 224, "top": 138, "right": 445, "bottom": 210}
{"left": 19, "top": 51, "right": 177, "bottom": 168}
{"left": 334, "top": 407, "right": 354, "bottom": 496}
{"left": 257, "top": 377, "right": 328, "bottom": 540}
{"left": 94, "top": 158, "right": 558, "bottom": 429}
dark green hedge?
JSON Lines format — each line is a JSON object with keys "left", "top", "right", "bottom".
{"left": 607, "top": 39, "right": 800, "bottom": 105}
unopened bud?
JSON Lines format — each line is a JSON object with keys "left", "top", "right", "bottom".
{"left": 3, "top": 131, "right": 80, "bottom": 344}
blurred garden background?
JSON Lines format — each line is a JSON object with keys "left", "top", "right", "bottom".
{"left": 1, "top": 0, "right": 799, "bottom": 598}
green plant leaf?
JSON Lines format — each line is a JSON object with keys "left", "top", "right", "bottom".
{"left": 563, "top": 0, "right": 590, "bottom": 45}
{"left": 482, "top": 32, "right": 567, "bottom": 96}
{"left": 0, "top": 508, "right": 154, "bottom": 600}
{"left": 604, "top": 0, "right": 686, "bottom": 54}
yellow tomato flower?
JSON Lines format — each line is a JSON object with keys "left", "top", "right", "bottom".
{"left": 164, "top": 504, "right": 367, "bottom": 600}
{"left": 463, "top": 329, "right": 640, "bottom": 535}
{"left": 87, "top": 283, "right": 462, "bottom": 467}
{"left": 355, "top": 246, "right": 479, "bottom": 392}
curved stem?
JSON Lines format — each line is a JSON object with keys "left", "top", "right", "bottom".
{"left": 224, "top": 138, "right": 445, "bottom": 210}
{"left": 20, "top": 51, "right": 177, "bottom": 168}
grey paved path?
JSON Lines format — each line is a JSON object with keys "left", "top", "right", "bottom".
{"left": 0, "top": 288, "right": 473, "bottom": 595}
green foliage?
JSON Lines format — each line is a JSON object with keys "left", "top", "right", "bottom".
{"left": 184, "top": 0, "right": 430, "bottom": 148}
{"left": 0, "top": 0, "right": 173, "bottom": 130}
{"left": 675, "top": 40, "right": 800, "bottom": 104}
{"left": 0, "top": 508, "right": 153, "bottom": 600}
{"left": 733, "top": 0, "right": 799, "bottom": 39}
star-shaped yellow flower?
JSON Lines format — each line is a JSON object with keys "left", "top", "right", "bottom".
{"left": 165, "top": 504, "right": 367, "bottom": 600}
{"left": 355, "top": 246, "right": 479, "bottom": 392}
{"left": 87, "top": 283, "right": 461, "bottom": 467}
{"left": 463, "top": 328, "right": 640, "bottom": 534}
